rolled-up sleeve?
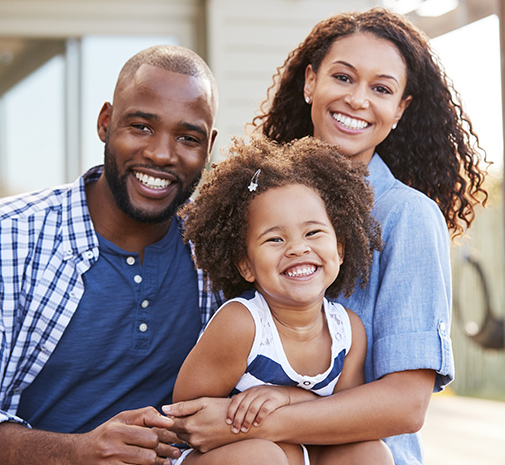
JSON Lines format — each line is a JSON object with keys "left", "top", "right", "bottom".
{"left": 372, "top": 194, "right": 454, "bottom": 391}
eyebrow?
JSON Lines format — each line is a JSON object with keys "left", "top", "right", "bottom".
{"left": 178, "top": 121, "right": 208, "bottom": 138}
{"left": 125, "top": 110, "right": 159, "bottom": 121}
{"left": 334, "top": 60, "right": 400, "bottom": 85}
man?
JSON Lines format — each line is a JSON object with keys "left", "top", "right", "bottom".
{"left": 0, "top": 45, "right": 223, "bottom": 464}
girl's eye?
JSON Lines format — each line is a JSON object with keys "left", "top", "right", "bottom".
{"left": 266, "top": 237, "right": 283, "bottom": 243}
{"left": 306, "top": 230, "right": 322, "bottom": 237}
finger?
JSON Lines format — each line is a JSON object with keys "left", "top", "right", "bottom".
{"left": 152, "top": 427, "right": 180, "bottom": 445}
{"left": 240, "top": 398, "right": 269, "bottom": 432}
{"left": 156, "top": 443, "right": 182, "bottom": 460}
{"left": 231, "top": 397, "right": 257, "bottom": 433}
{"left": 118, "top": 406, "right": 174, "bottom": 429}
{"left": 226, "top": 395, "right": 243, "bottom": 425}
{"left": 252, "top": 399, "right": 277, "bottom": 427}
{"left": 163, "top": 399, "right": 204, "bottom": 418}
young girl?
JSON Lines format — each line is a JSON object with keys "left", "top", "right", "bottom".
{"left": 171, "top": 136, "right": 389, "bottom": 464}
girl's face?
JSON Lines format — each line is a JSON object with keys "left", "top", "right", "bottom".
{"left": 304, "top": 32, "right": 412, "bottom": 165}
{"left": 238, "top": 184, "right": 343, "bottom": 310}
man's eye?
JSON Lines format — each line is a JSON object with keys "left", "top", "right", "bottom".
{"left": 132, "top": 124, "right": 150, "bottom": 132}
{"left": 179, "top": 135, "right": 199, "bottom": 143}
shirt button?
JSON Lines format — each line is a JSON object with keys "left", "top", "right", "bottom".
{"left": 139, "top": 323, "right": 148, "bottom": 332}
{"left": 303, "top": 381, "right": 311, "bottom": 386}
{"left": 85, "top": 251, "right": 94, "bottom": 259}
{"left": 440, "top": 321, "right": 447, "bottom": 332}
{"left": 141, "top": 300, "right": 149, "bottom": 308}
{"left": 134, "top": 275, "right": 142, "bottom": 284}
{"left": 126, "top": 256, "right": 135, "bottom": 265}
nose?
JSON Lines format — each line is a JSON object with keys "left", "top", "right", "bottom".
{"left": 286, "top": 239, "right": 311, "bottom": 257}
{"left": 344, "top": 84, "right": 370, "bottom": 110}
{"left": 143, "top": 134, "right": 177, "bottom": 165}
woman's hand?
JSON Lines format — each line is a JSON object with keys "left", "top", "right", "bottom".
{"left": 164, "top": 398, "right": 241, "bottom": 453}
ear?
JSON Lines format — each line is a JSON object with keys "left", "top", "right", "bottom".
{"left": 337, "top": 241, "right": 345, "bottom": 266}
{"left": 394, "top": 95, "right": 413, "bottom": 125}
{"left": 304, "top": 64, "right": 317, "bottom": 101}
{"left": 97, "top": 102, "right": 112, "bottom": 143}
{"left": 207, "top": 128, "right": 219, "bottom": 163}
{"left": 236, "top": 258, "right": 255, "bottom": 283}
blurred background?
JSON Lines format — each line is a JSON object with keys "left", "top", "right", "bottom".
{"left": 0, "top": 0, "right": 504, "bottom": 461}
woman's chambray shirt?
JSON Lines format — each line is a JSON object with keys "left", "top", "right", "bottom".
{"left": 336, "top": 154, "right": 455, "bottom": 465}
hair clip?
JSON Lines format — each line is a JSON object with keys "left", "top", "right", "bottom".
{"left": 248, "top": 169, "right": 261, "bottom": 192}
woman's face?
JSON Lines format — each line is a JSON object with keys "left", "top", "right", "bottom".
{"left": 304, "top": 32, "right": 412, "bottom": 164}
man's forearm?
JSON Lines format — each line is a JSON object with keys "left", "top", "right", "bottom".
{"left": 0, "top": 406, "right": 176, "bottom": 465}
{"left": 0, "top": 422, "right": 79, "bottom": 464}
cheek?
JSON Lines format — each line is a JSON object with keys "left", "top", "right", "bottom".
{"left": 183, "top": 151, "right": 208, "bottom": 175}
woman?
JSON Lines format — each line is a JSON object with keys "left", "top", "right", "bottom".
{"left": 166, "top": 8, "right": 488, "bottom": 464}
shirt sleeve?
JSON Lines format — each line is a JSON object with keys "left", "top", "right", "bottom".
{"left": 372, "top": 194, "right": 454, "bottom": 392}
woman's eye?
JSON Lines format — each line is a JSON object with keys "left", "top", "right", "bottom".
{"left": 334, "top": 74, "right": 350, "bottom": 83}
{"left": 374, "top": 85, "right": 392, "bottom": 95}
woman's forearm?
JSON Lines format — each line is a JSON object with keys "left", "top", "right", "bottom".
{"left": 254, "top": 369, "right": 435, "bottom": 445}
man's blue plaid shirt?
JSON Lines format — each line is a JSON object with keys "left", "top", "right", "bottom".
{"left": 0, "top": 165, "right": 224, "bottom": 426}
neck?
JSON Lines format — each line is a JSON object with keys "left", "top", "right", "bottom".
{"left": 86, "top": 176, "right": 172, "bottom": 261}
{"left": 268, "top": 300, "right": 326, "bottom": 342}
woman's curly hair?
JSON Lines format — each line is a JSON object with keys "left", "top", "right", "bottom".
{"left": 252, "top": 7, "right": 489, "bottom": 238}
{"left": 180, "top": 136, "right": 382, "bottom": 300}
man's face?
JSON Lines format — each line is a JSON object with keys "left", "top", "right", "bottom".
{"left": 97, "top": 64, "right": 217, "bottom": 224}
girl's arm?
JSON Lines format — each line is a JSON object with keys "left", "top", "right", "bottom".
{"left": 166, "top": 369, "right": 434, "bottom": 452}
{"left": 173, "top": 301, "right": 255, "bottom": 402}
{"left": 333, "top": 309, "right": 367, "bottom": 393}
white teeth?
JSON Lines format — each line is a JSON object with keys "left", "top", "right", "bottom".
{"left": 134, "top": 171, "right": 171, "bottom": 189}
{"left": 332, "top": 113, "right": 369, "bottom": 130}
{"left": 285, "top": 265, "right": 317, "bottom": 277}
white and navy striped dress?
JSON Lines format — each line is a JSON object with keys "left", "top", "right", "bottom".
{"left": 223, "top": 290, "right": 352, "bottom": 397}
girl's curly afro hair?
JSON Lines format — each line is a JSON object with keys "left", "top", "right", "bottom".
{"left": 180, "top": 136, "right": 382, "bottom": 300}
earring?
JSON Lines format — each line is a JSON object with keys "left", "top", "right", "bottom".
{"left": 392, "top": 122, "right": 398, "bottom": 130}
{"left": 305, "top": 95, "right": 311, "bottom": 104}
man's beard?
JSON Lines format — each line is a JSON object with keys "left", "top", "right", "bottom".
{"left": 103, "top": 143, "right": 200, "bottom": 224}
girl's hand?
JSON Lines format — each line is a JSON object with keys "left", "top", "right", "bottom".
{"left": 226, "top": 386, "right": 294, "bottom": 433}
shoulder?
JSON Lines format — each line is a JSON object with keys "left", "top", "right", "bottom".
{"left": 204, "top": 297, "right": 256, "bottom": 342}
{"left": 0, "top": 185, "right": 70, "bottom": 223}
{"left": 375, "top": 180, "right": 448, "bottom": 243}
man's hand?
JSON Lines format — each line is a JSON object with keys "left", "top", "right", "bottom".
{"left": 0, "top": 407, "right": 177, "bottom": 465}
{"left": 78, "top": 407, "right": 177, "bottom": 464}
{"left": 163, "top": 398, "right": 241, "bottom": 453}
